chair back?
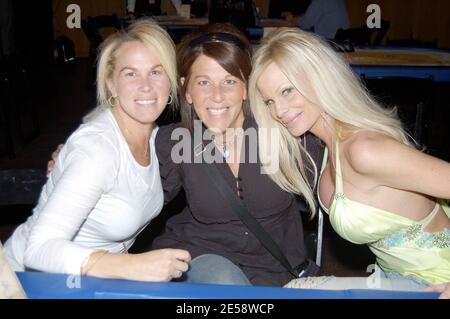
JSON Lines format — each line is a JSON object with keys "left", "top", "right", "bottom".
{"left": 372, "top": 19, "right": 390, "bottom": 46}
{"left": 81, "top": 14, "right": 122, "bottom": 88}
{"left": 209, "top": 0, "right": 259, "bottom": 30}
{"left": 334, "top": 26, "right": 373, "bottom": 46}
{"left": 81, "top": 14, "right": 122, "bottom": 50}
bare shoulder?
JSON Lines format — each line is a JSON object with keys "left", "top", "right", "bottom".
{"left": 343, "top": 131, "right": 407, "bottom": 175}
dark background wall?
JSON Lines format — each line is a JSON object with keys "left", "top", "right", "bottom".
{"left": 47, "top": 0, "right": 450, "bottom": 57}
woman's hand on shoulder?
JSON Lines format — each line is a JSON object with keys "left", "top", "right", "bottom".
{"left": 345, "top": 132, "right": 450, "bottom": 199}
{"left": 425, "top": 282, "right": 450, "bottom": 299}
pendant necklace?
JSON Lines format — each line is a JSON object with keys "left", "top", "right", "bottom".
{"left": 212, "top": 130, "right": 241, "bottom": 159}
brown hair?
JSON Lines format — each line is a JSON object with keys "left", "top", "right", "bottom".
{"left": 177, "top": 23, "right": 253, "bottom": 131}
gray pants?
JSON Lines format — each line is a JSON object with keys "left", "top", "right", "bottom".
{"left": 178, "top": 254, "right": 252, "bottom": 286}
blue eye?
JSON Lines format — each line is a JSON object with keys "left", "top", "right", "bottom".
{"left": 198, "top": 80, "right": 209, "bottom": 86}
{"left": 224, "top": 79, "right": 236, "bottom": 85}
{"left": 151, "top": 69, "right": 161, "bottom": 76}
{"left": 282, "top": 87, "right": 294, "bottom": 96}
{"left": 125, "top": 72, "right": 137, "bottom": 77}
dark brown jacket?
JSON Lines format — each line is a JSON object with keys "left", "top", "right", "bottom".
{"left": 152, "top": 118, "right": 323, "bottom": 286}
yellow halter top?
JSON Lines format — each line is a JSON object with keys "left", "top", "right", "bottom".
{"left": 318, "top": 142, "right": 450, "bottom": 284}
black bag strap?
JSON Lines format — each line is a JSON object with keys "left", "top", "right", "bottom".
{"left": 203, "top": 162, "right": 305, "bottom": 278}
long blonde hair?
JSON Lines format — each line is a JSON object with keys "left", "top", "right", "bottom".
{"left": 84, "top": 18, "right": 178, "bottom": 122}
{"left": 249, "top": 28, "right": 412, "bottom": 216}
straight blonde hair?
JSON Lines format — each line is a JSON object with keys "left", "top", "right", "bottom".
{"left": 249, "top": 28, "right": 412, "bottom": 216}
{"left": 84, "top": 18, "right": 178, "bottom": 122}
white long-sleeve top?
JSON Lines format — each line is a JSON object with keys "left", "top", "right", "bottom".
{"left": 4, "top": 109, "right": 163, "bottom": 274}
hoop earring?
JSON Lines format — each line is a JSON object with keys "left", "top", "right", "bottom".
{"left": 167, "top": 94, "right": 173, "bottom": 105}
{"left": 108, "top": 96, "right": 118, "bottom": 108}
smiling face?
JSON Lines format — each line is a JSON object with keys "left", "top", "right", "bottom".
{"left": 107, "top": 41, "right": 170, "bottom": 128}
{"left": 185, "top": 54, "right": 246, "bottom": 134}
{"left": 257, "top": 62, "right": 321, "bottom": 137}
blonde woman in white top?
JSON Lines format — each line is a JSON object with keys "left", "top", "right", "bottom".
{"left": 4, "top": 19, "right": 191, "bottom": 282}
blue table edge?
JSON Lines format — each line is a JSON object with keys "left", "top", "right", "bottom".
{"left": 17, "top": 272, "right": 440, "bottom": 299}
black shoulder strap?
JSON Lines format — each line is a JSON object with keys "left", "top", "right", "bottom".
{"left": 203, "top": 162, "right": 303, "bottom": 278}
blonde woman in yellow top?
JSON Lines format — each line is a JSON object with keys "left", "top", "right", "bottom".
{"left": 249, "top": 28, "right": 450, "bottom": 298}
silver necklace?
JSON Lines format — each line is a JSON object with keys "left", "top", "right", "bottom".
{"left": 212, "top": 131, "right": 241, "bottom": 159}
{"left": 113, "top": 110, "right": 150, "bottom": 159}
{"left": 122, "top": 127, "right": 149, "bottom": 159}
